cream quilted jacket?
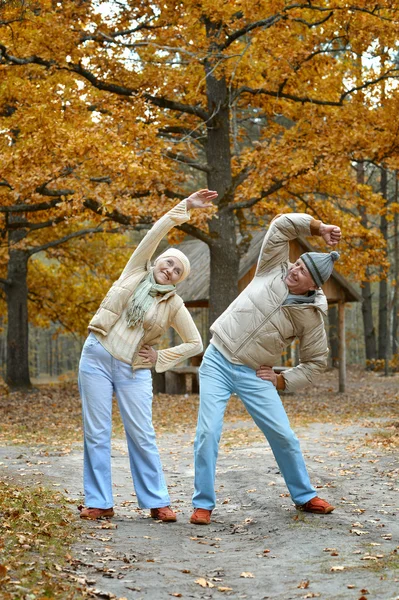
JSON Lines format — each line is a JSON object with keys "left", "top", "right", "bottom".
{"left": 210, "top": 213, "right": 329, "bottom": 393}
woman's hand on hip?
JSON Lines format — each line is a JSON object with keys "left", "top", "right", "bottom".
{"left": 256, "top": 365, "right": 277, "bottom": 387}
{"left": 186, "top": 189, "right": 218, "bottom": 210}
{"left": 138, "top": 345, "right": 158, "bottom": 364}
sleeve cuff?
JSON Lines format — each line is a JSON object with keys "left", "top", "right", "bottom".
{"left": 310, "top": 219, "right": 322, "bottom": 235}
{"left": 276, "top": 374, "right": 286, "bottom": 391}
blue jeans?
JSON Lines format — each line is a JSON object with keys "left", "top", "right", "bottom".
{"left": 193, "top": 344, "right": 316, "bottom": 509}
{"left": 78, "top": 333, "right": 170, "bottom": 509}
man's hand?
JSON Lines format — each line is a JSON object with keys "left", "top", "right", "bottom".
{"left": 319, "top": 223, "right": 341, "bottom": 247}
{"left": 186, "top": 189, "right": 218, "bottom": 210}
{"left": 256, "top": 365, "right": 277, "bottom": 387}
{"left": 138, "top": 345, "right": 158, "bottom": 364}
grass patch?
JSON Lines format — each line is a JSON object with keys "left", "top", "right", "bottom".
{"left": 0, "top": 478, "right": 85, "bottom": 598}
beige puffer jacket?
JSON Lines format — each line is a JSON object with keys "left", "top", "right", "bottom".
{"left": 210, "top": 213, "right": 329, "bottom": 393}
{"left": 88, "top": 200, "right": 203, "bottom": 372}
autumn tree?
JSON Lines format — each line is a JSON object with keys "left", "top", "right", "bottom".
{"left": 0, "top": 11, "right": 182, "bottom": 387}
{"left": 3, "top": 1, "right": 399, "bottom": 384}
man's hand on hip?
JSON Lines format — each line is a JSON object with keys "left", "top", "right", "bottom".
{"left": 256, "top": 365, "right": 277, "bottom": 387}
{"left": 319, "top": 223, "right": 341, "bottom": 247}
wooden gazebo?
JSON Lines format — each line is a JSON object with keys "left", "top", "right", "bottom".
{"left": 175, "top": 232, "right": 361, "bottom": 393}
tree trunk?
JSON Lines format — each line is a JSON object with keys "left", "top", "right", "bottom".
{"left": 338, "top": 301, "right": 346, "bottom": 393}
{"left": 328, "top": 304, "right": 339, "bottom": 368}
{"left": 392, "top": 174, "right": 398, "bottom": 356}
{"left": 5, "top": 242, "right": 31, "bottom": 388}
{"left": 204, "top": 33, "right": 239, "bottom": 327}
{"left": 378, "top": 166, "right": 389, "bottom": 365}
{"left": 357, "top": 163, "right": 377, "bottom": 366}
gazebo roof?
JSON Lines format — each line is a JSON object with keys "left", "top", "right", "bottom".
{"left": 175, "top": 231, "right": 361, "bottom": 305}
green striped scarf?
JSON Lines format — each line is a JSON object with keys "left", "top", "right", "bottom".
{"left": 126, "top": 270, "right": 175, "bottom": 328}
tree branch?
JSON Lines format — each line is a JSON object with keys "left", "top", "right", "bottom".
{"left": 158, "top": 126, "right": 205, "bottom": 142}
{"left": 28, "top": 227, "right": 106, "bottom": 256}
{"left": 83, "top": 198, "right": 134, "bottom": 226}
{"left": 144, "top": 93, "right": 209, "bottom": 121}
{"left": 177, "top": 223, "right": 213, "bottom": 245}
{"left": 0, "top": 197, "right": 69, "bottom": 213}
{"left": 0, "top": 179, "right": 13, "bottom": 189}
{"left": 219, "top": 14, "right": 283, "bottom": 50}
{"left": 0, "top": 44, "right": 54, "bottom": 67}
{"left": 0, "top": 277, "right": 12, "bottom": 288}
{"left": 35, "top": 184, "right": 75, "bottom": 197}
{"left": 236, "top": 69, "right": 399, "bottom": 106}
{"left": 224, "top": 179, "right": 287, "bottom": 211}
{"left": 291, "top": 11, "right": 334, "bottom": 28}
{"left": 164, "top": 151, "right": 210, "bottom": 173}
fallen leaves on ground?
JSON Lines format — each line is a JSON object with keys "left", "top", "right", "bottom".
{"left": 0, "top": 478, "right": 84, "bottom": 599}
{"left": 195, "top": 577, "right": 214, "bottom": 588}
{"left": 0, "top": 368, "right": 397, "bottom": 451}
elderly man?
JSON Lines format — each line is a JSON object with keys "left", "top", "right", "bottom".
{"left": 190, "top": 212, "right": 341, "bottom": 525}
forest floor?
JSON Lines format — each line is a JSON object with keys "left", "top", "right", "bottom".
{"left": 0, "top": 367, "right": 398, "bottom": 600}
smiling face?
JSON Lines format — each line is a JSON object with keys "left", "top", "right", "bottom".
{"left": 153, "top": 256, "right": 184, "bottom": 285}
{"left": 284, "top": 258, "right": 318, "bottom": 295}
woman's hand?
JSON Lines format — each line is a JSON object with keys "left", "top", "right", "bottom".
{"left": 186, "top": 189, "right": 218, "bottom": 210}
{"left": 256, "top": 365, "right": 277, "bottom": 387}
{"left": 319, "top": 223, "right": 341, "bottom": 247}
{"left": 138, "top": 345, "right": 158, "bottom": 365}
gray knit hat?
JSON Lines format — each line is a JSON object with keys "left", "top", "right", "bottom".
{"left": 300, "top": 251, "right": 340, "bottom": 287}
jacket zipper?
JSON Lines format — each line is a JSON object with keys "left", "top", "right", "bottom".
{"left": 233, "top": 289, "right": 289, "bottom": 357}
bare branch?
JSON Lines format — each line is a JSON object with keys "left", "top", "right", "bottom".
{"left": 158, "top": 126, "right": 205, "bottom": 142}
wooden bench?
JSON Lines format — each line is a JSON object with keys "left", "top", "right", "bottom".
{"left": 152, "top": 366, "right": 199, "bottom": 395}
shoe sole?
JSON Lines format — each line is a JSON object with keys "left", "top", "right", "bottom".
{"left": 296, "top": 507, "right": 335, "bottom": 514}
{"left": 190, "top": 519, "right": 210, "bottom": 525}
{"left": 150, "top": 514, "right": 177, "bottom": 522}
{"left": 80, "top": 513, "right": 114, "bottom": 520}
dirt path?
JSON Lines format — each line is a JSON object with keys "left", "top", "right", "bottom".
{"left": 0, "top": 419, "right": 398, "bottom": 600}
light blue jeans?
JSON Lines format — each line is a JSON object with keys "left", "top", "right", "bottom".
{"left": 78, "top": 333, "right": 170, "bottom": 509}
{"left": 193, "top": 344, "right": 316, "bottom": 509}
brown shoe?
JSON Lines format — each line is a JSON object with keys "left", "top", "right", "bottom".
{"left": 150, "top": 506, "right": 177, "bottom": 522}
{"left": 78, "top": 505, "right": 114, "bottom": 520}
{"left": 296, "top": 496, "right": 335, "bottom": 514}
{"left": 190, "top": 508, "right": 212, "bottom": 525}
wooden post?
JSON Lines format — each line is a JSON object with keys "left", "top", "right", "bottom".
{"left": 338, "top": 301, "right": 346, "bottom": 393}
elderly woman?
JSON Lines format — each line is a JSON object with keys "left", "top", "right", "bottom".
{"left": 78, "top": 189, "right": 217, "bottom": 522}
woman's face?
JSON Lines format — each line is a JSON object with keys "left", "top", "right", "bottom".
{"left": 153, "top": 256, "right": 184, "bottom": 285}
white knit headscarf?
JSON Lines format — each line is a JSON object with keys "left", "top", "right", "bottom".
{"left": 155, "top": 248, "right": 191, "bottom": 282}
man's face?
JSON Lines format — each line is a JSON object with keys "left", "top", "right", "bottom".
{"left": 153, "top": 256, "right": 184, "bottom": 285}
{"left": 284, "top": 258, "right": 317, "bottom": 295}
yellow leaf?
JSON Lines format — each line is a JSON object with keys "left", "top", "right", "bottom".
{"left": 195, "top": 578, "right": 214, "bottom": 588}
{"left": 0, "top": 564, "right": 8, "bottom": 579}
{"left": 240, "top": 572, "right": 254, "bottom": 578}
